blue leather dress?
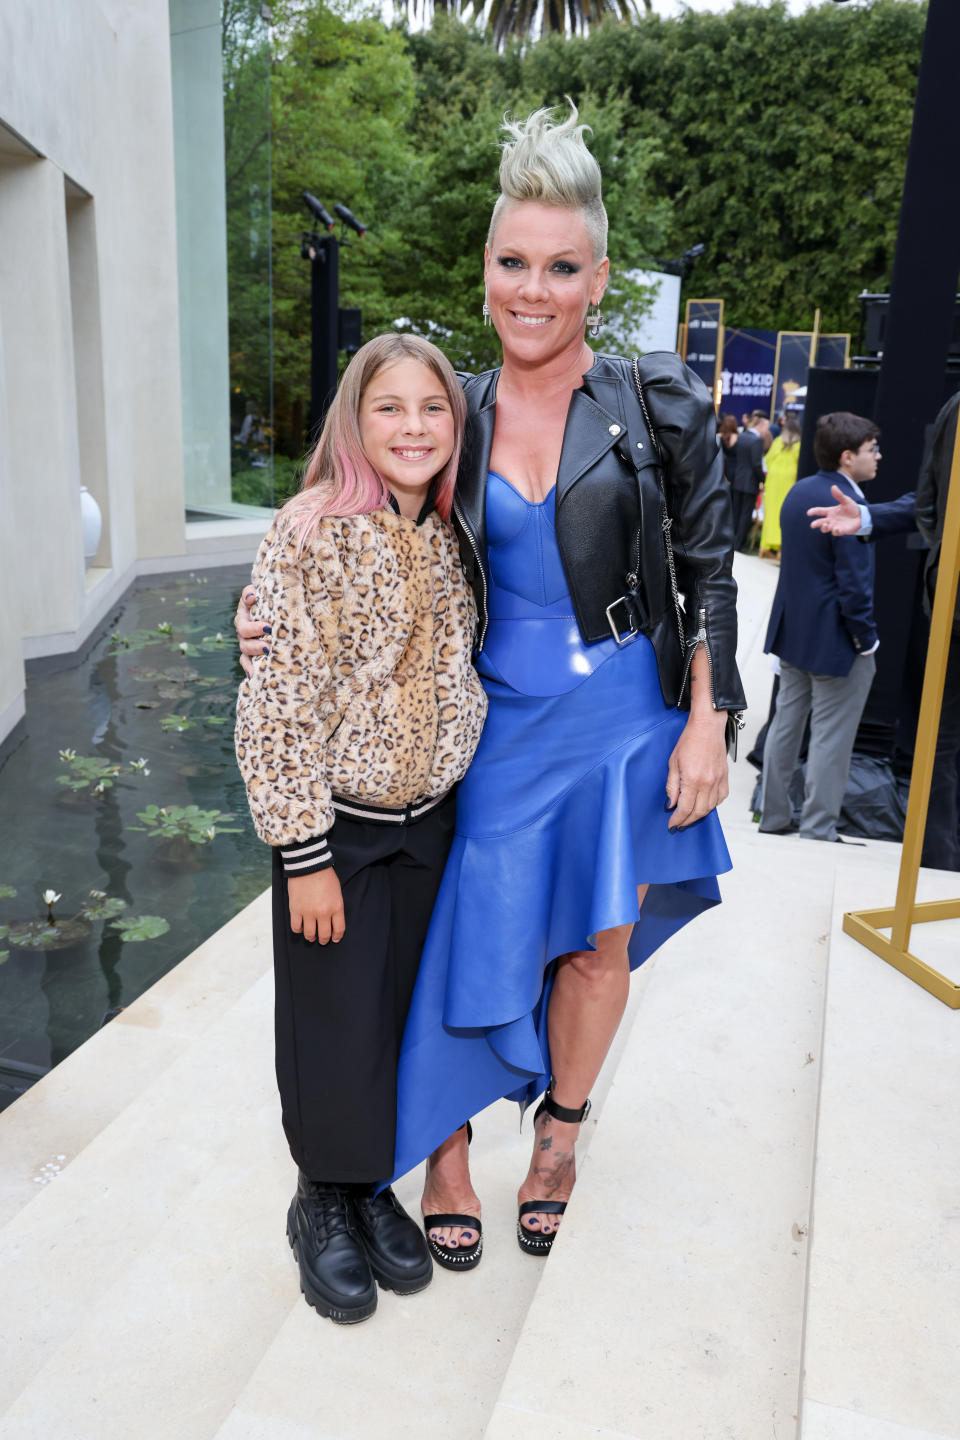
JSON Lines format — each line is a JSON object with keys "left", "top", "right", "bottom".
{"left": 392, "top": 472, "right": 731, "bottom": 1179}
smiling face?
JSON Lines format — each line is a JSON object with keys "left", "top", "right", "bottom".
{"left": 358, "top": 357, "right": 456, "bottom": 517}
{"left": 484, "top": 201, "right": 609, "bottom": 369}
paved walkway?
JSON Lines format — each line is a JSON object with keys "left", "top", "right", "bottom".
{"left": 2, "top": 554, "right": 958, "bottom": 1440}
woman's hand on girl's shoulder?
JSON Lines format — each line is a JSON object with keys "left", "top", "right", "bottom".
{"left": 288, "top": 868, "right": 346, "bottom": 945}
{"left": 234, "top": 586, "right": 270, "bottom": 677}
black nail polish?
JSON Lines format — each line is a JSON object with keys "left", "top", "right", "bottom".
{"left": 672, "top": 824, "right": 688, "bottom": 833}
{"left": 262, "top": 624, "right": 272, "bottom": 634}
{"left": 664, "top": 798, "right": 677, "bottom": 812}
{"left": 262, "top": 645, "right": 270, "bottom": 654}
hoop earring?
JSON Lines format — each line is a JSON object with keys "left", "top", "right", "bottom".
{"left": 587, "top": 303, "right": 607, "bottom": 339}
{"left": 482, "top": 298, "right": 492, "bottom": 328}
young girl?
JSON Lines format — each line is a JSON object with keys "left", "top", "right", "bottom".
{"left": 235, "top": 335, "right": 487, "bottom": 1325}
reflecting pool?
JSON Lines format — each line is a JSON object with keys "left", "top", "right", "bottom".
{"left": 0, "top": 566, "right": 267, "bottom": 1110}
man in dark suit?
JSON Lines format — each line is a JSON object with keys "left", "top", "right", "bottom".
{"left": 759, "top": 411, "right": 885, "bottom": 841}
{"left": 729, "top": 419, "right": 765, "bottom": 551}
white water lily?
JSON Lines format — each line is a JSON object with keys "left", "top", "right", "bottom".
{"left": 58, "top": 748, "right": 77, "bottom": 762}
{"left": 156, "top": 621, "right": 172, "bottom": 635}
{"left": 143, "top": 768, "right": 151, "bottom": 777}
{"left": 215, "top": 633, "right": 223, "bottom": 643}
{"left": 206, "top": 827, "right": 216, "bottom": 841}
{"left": 42, "top": 890, "right": 62, "bottom": 905}
{"left": 178, "top": 642, "right": 188, "bottom": 653}
{"left": 129, "top": 757, "right": 150, "bottom": 772}
{"left": 93, "top": 781, "right": 106, "bottom": 795}
{"left": 89, "top": 890, "right": 106, "bottom": 900}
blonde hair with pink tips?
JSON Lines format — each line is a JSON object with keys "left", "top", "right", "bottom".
{"left": 278, "top": 333, "right": 466, "bottom": 554}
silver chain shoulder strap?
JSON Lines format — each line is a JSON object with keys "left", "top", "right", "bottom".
{"left": 631, "top": 357, "right": 686, "bottom": 652}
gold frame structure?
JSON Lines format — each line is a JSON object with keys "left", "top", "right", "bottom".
{"left": 843, "top": 412, "right": 960, "bottom": 1008}
{"left": 682, "top": 298, "right": 724, "bottom": 397}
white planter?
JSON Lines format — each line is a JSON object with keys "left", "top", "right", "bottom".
{"left": 80, "top": 486, "right": 102, "bottom": 567}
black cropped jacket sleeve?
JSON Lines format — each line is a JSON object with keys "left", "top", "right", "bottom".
{"left": 453, "top": 351, "right": 747, "bottom": 718}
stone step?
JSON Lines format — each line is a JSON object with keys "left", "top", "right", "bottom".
{"left": 481, "top": 818, "right": 848, "bottom": 1440}
{"left": 0, "top": 888, "right": 273, "bottom": 1234}
{"left": 799, "top": 865, "right": 960, "bottom": 1440}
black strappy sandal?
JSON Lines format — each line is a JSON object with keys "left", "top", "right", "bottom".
{"left": 422, "top": 1121, "right": 483, "bottom": 1271}
{"left": 517, "top": 1082, "right": 591, "bottom": 1257}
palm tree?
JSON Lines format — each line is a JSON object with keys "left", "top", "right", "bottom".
{"left": 485, "top": 0, "right": 648, "bottom": 44}
{"left": 402, "top": 0, "right": 649, "bottom": 43}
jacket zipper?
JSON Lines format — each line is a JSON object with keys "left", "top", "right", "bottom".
{"left": 682, "top": 606, "right": 746, "bottom": 740}
{"left": 679, "top": 606, "right": 717, "bottom": 706}
{"left": 453, "top": 496, "right": 488, "bottom": 652}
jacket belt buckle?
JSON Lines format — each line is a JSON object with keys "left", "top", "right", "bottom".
{"left": 606, "top": 595, "right": 639, "bottom": 645}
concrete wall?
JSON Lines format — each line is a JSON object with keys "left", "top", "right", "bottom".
{"left": 0, "top": 0, "right": 189, "bottom": 735}
{"left": 170, "top": 0, "right": 233, "bottom": 512}
{"left": 0, "top": 310, "right": 25, "bottom": 744}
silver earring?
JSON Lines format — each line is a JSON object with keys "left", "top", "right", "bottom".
{"left": 482, "top": 298, "right": 492, "bottom": 327}
{"left": 587, "top": 303, "right": 607, "bottom": 339}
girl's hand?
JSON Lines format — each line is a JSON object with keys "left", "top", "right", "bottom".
{"left": 234, "top": 586, "right": 270, "bottom": 677}
{"left": 665, "top": 709, "right": 729, "bottom": 831}
{"left": 288, "top": 869, "right": 346, "bottom": 945}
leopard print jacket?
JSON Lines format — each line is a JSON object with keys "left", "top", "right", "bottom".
{"left": 235, "top": 507, "right": 487, "bottom": 865}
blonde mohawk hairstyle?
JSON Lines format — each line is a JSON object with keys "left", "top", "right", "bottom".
{"left": 488, "top": 101, "right": 608, "bottom": 261}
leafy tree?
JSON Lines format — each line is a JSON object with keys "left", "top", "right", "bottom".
{"left": 267, "top": 0, "right": 420, "bottom": 454}
{"left": 222, "top": 1, "right": 273, "bottom": 454}
{"left": 561, "top": 0, "right": 926, "bottom": 334}
{"left": 246, "top": 0, "right": 925, "bottom": 460}
{"left": 396, "top": 18, "right": 672, "bottom": 370}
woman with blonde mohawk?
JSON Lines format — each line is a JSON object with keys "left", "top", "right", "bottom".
{"left": 398, "top": 103, "right": 745, "bottom": 1265}
{"left": 237, "top": 103, "right": 745, "bottom": 1267}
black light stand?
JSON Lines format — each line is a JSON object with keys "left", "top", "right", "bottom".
{"left": 300, "top": 191, "right": 367, "bottom": 441}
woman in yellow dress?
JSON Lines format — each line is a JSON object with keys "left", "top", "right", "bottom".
{"left": 759, "top": 410, "right": 801, "bottom": 556}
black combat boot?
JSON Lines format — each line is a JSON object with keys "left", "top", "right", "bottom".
{"left": 351, "top": 1186, "right": 434, "bottom": 1294}
{"left": 286, "top": 1175, "right": 377, "bottom": 1323}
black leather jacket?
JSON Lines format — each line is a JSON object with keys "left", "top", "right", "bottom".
{"left": 916, "top": 390, "right": 960, "bottom": 635}
{"left": 453, "top": 351, "right": 747, "bottom": 716}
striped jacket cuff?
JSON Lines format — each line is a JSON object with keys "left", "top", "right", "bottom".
{"left": 278, "top": 834, "right": 334, "bottom": 876}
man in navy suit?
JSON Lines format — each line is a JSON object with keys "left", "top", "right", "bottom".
{"left": 759, "top": 412, "right": 887, "bottom": 841}
{"left": 807, "top": 390, "right": 960, "bottom": 868}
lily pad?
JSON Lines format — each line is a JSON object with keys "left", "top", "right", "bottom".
{"left": 110, "top": 915, "right": 170, "bottom": 942}
{"left": 159, "top": 714, "right": 195, "bottom": 732}
{"left": 0, "top": 885, "right": 16, "bottom": 899}
{"left": 129, "top": 665, "right": 201, "bottom": 684}
{"left": 157, "top": 684, "right": 195, "bottom": 700}
{"left": 81, "top": 896, "right": 127, "bottom": 921}
{"left": 6, "top": 918, "right": 92, "bottom": 950}
{"left": 0, "top": 924, "right": 8, "bottom": 939}
{"left": 0, "top": 951, "right": 8, "bottom": 963}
